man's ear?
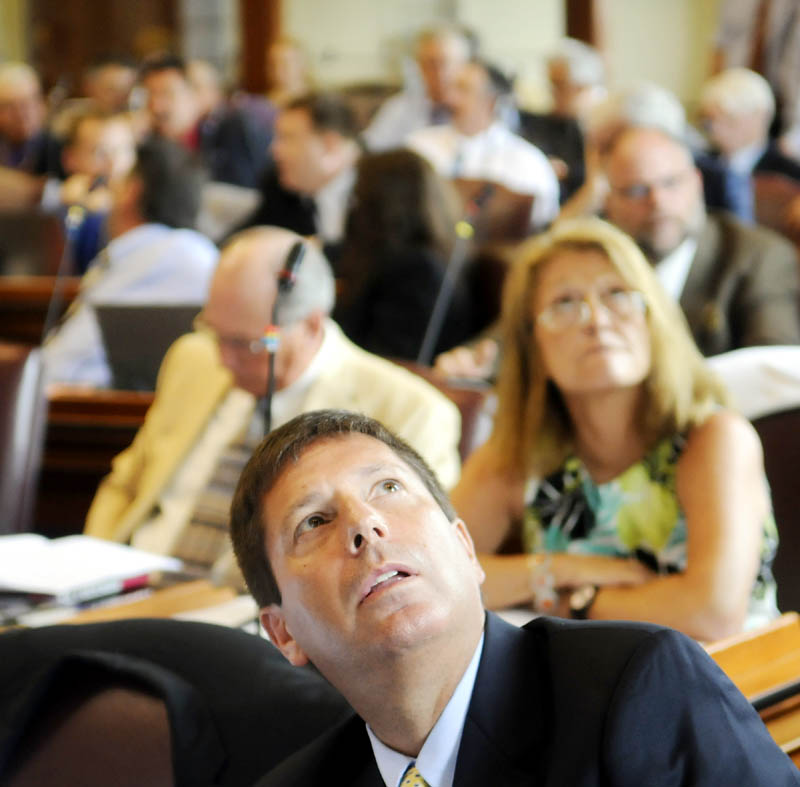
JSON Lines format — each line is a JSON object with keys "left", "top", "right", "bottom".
{"left": 260, "top": 604, "right": 310, "bottom": 666}
{"left": 453, "top": 518, "right": 486, "bottom": 585}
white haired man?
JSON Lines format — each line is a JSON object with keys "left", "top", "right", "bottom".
{"left": 84, "top": 228, "right": 461, "bottom": 578}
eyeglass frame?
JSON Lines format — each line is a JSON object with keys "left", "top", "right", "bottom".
{"left": 193, "top": 314, "right": 271, "bottom": 356}
{"left": 534, "top": 288, "right": 647, "bottom": 333}
{"left": 608, "top": 168, "right": 695, "bottom": 202}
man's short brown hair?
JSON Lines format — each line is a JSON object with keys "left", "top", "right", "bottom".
{"left": 230, "top": 409, "right": 456, "bottom": 607}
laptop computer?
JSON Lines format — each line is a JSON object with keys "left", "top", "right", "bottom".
{"left": 96, "top": 303, "right": 202, "bottom": 391}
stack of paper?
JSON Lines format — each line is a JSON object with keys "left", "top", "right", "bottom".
{"left": 0, "top": 533, "right": 182, "bottom": 605}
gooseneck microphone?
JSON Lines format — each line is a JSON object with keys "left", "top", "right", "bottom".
{"left": 40, "top": 205, "right": 87, "bottom": 345}
{"left": 262, "top": 240, "right": 306, "bottom": 435}
{"left": 416, "top": 182, "right": 495, "bottom": 366}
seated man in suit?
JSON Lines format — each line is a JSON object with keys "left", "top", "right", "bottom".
{"left": 518, "top": 38, "right": 606, "bottom": 202}
{"left": 84, "top": 227, "right": 460, "bottom": 577}
{"left": 407, "top": 59, "right": 559, "bottom": 230}
{"left": 140, "top": 53, "right": 271, "bottom": 189}
{"left": 237, "top": 92, "right": 361, "bottom": 261}
{"left": 0, "top": 62, "right": 61, "bottom": 176}
{"left": 231, "top": 409, "right": 799, "bottom": 786}
{"left": 698, "top": 67, "right": 800, "bottom": 221}
{"left": 604, "top": 125, "right": 800, "bottom": 355}
{"left": 435, "top": 123, "right": 800, "bottom": 379}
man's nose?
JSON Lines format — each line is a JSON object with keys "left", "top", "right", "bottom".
{"left": 340, "top": 497, "right": 387, "bottom": 554}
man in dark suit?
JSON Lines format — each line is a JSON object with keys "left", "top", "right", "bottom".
{"left": 230, "top": 409, "right": 799, "bottom": 786}
{"left": 697, "top": 67, "right": 800, "bottom": 222}
{"left": 236, "top": 92, "right": 361, "bottom": 263}
{"left": 140, "top": 54, "right": 270, "bottom": 189}
{"left": 604, "top": 125, "right": 800, "bottom": 355}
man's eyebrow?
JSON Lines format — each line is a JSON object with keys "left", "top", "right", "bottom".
{"left": 279, "top": 462, "right": 409, "bottom": 527}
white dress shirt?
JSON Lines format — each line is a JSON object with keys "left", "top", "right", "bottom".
{"left": 313, "top": 166, "right": 356, "bottom": 244}
{"left": 653, "top": 236, "right": 698, "bottom": 302}
{"left": 367, "top": 632, "right": 485, "bottom": 787}
{"left": 406, "top": 122, "right": 559, "bottom": 227}
{"left": 364, "top": 90, "right": 445, "bottom": 152}
{"left": 43, "top": 223, "right": 217, "bottom": 387}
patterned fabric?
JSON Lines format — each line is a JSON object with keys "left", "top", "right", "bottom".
{"left": 400, "top": 764, "right": 430, "bottom": 787}
{"left": 523, "top": 433, "right": 780, "bottom": 629}
{"left": 171, "top": 409, "right": 263, "bottom": 571}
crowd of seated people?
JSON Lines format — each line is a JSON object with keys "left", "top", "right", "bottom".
{"left": 1, "top": 12, "right": 799, "bottom": 648}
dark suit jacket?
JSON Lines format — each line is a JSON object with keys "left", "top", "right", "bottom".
{"left": 756, "top": 143, "right": 800, "bottom": 183}
{"left": 255, "top": 613, "right": 799, "bottom": 786}
{"left": 198, "top": 105, "right": 272, "bottom": 189}
{"left": 516, "top": 112, "right": 585, "bottom": 203}
{"left": 682, "top": 211, "right": 800, "bottom": 355}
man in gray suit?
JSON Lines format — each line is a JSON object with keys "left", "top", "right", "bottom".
{"left": 604, "top": 126, "right": 800, "bottom": 355}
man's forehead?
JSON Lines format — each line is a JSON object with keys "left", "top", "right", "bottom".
{"left": 607, "top": 130, "right": 690, "bottom": 177}
{"left": 274, "top": 434, "right": 409, "bottom": 488}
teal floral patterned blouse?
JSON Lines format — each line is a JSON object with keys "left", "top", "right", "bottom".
{"left": 523, "top": 434, "right": 780, "bottom": 630}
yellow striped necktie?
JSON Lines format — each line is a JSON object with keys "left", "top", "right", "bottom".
{"left": 400, "top": 764, "right": 430, "bottom": 787}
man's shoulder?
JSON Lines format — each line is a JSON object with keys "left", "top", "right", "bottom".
{"left": 706, "top": 210, "right": 796, "bottom": 253}
{"left": 333, "top": 334, "right": 459, "bottom": 414}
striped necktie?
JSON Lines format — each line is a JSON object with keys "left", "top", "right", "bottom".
{"left": 171, "top": 408, "right": 262, "bottom": 571}
{"left": 400, "top": 764, "right": 430, "bottom": 787}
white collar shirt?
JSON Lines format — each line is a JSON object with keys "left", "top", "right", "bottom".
{"left": 406, "top": 122, "right": 559, "bottom": 227}
{"left": 313, "top": 166, "right": 356, "bottom": 243}
{"left": 654, "top": 236, "right": 698, "bottom": 302}
{"left": 367, "top": 632, "right": 485, "bottom": 787}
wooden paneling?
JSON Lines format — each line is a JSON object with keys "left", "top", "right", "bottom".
{"left": 29, "top": 0, "right": 178, "bottom": 92}
{"left": 238, "top": 0, "right": 281, "bottom": 93}
{"left": 35, "top": 388, "right": 152, "bottom": 538}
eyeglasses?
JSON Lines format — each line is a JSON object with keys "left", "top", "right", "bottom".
{"left": 536, "top": 288, "right": 646, "bottom": 332}
{"left": 193, "top": 315, "right": 269, "bottom": 355}
{"left": 610, "top": 170, "right": 693, "bottom": 201}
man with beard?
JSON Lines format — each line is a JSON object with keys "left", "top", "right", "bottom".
{"left": 604, "top": 126, "right": 800, "bottom": 355}
{"left": 434, "top": 124, "right": 799, "bottom": 378}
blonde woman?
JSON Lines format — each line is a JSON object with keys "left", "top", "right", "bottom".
{"left": 453, "top": 217, "right": 778, "bottom": 640}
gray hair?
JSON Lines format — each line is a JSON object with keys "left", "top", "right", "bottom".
{"left": 700, "top": 67, "right": 775, "bottom": 121}
{"left": 548, "top": 38, "right": 605, "bottom": 86}
{"left": 222, "top": 226, "right": 336, "bottom": 324}
{"left": 587, "top": 81, "right": 687, "bottom": 141}
{"left": 0, "top": 62, "right": 41, "bottom": 94}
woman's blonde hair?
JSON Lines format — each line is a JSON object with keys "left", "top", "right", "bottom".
{"left": 491, "top": 216, "right": 728, "bottom": 475}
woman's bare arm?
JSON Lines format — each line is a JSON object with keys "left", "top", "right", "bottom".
{"left": 587, "top": 411, "right": 768, "bottom": 641}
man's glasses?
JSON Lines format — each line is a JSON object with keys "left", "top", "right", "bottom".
{"left": 610, "top": 170, "right": 693, "bottom": 201}
{"left": 536, "top": 288, "right": 646, "bottom": 332}
{"left": 193, "top": 315, "right": 269, "bottom": 355}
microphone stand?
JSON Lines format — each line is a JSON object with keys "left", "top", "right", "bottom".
{"left": 416, "top": 183, "right": 494, "bottom": 366}
{"left": 40, "top": 205, "right": 85, "bottom": 344}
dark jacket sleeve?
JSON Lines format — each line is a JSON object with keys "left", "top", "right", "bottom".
{"left": 602, "top": 627, "right": 800, "bottom": 786}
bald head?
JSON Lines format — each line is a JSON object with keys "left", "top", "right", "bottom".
{"left": 604, "top": 127, "right": 704, "bottom": 261}
{"left": 0, "top": 62, "right": 45, "bottom": 144}
{"left": 200, "top": 228, "right": 335, "bottom": 395}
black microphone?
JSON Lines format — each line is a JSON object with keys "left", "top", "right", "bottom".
{"left": 262, "top": 240, "right": 306, "bottom": 435}
{"left": 416, "top": 183, "right": 495, "bottom": 366}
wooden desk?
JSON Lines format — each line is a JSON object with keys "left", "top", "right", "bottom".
{"left": 63, "top": 580, "right": 238, "bottom": 625}
{"left": 0, "top": 275, "right": 80, "bottom": 344}
{"left": 707, "top": 613, "right": 800, "bottom": 766}
{"left": 35, "top": 387, "right": 153, "bottom": 537}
